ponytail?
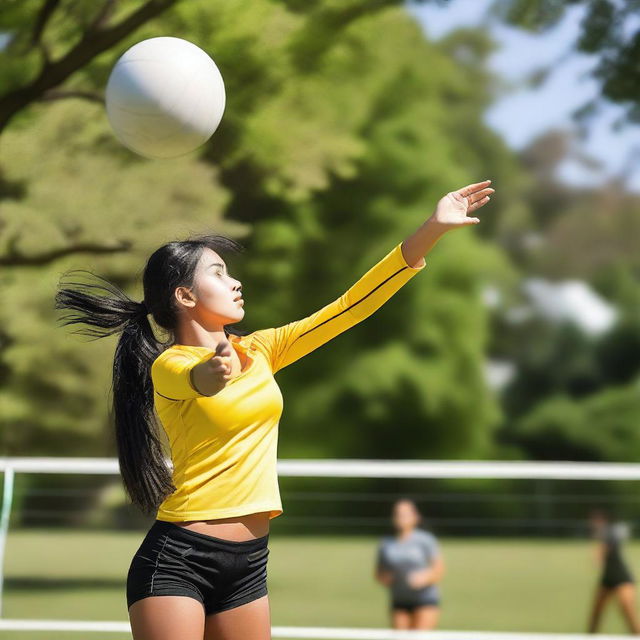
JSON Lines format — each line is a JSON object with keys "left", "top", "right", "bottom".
{"left": 55, "top": 271, "right": 174, "bottom": 515}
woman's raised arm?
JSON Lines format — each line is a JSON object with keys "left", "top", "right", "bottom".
{"left": 252, "top": 180, "right": 494, "bottom": 374}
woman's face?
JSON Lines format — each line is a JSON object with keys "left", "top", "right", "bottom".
{"left": 179, "top": 248, "right": 244, "bottom": 328}
{"left": 392, "top": 500, "right": 420, "bottom": 532}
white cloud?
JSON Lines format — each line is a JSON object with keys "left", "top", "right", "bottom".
{"left": 523, "top": 278, "right": 617, "bottom": 335}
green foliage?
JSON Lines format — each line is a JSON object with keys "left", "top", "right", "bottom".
{"left": 0, "top": 100, "right": 243, "bottom": 455}
{"left": 501, "top": 322, "right": 604, "bottom": 420}
{"left": 512, "top": 378, "right": 640, "bottom": 462}
{"left": 0, "top": 0, "right": 521, "bottom": 462}
{"left": 490, "top": 126, "right": 640, "bottom": 462}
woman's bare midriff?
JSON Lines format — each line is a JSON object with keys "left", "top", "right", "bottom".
{"left": 172, "top": 511, "right": 270, "bottom": 542}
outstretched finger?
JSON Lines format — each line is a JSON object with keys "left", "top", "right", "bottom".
{"left": 468, "top": 187, "right": 494, "bottom": 204}
{"left": 468, "top": 195, "right": 491, "bottom": 213}
{"left": 458, "top": 179, "right": 492, "bottom": 197}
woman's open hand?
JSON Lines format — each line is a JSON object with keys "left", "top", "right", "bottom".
{"left": 429, "top": 180, "right": 494, "bottom": 231}
{"left": 400, "top": 179, "right": 494, "bottom": 266}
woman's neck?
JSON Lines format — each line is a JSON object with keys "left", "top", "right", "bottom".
{"left": 396, "top": 528, "right": 414, "bottom": 541}
{"left": 174, "top": 321, "right": 227, "bottom": 349}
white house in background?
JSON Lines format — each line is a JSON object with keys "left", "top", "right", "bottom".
{"left": 522, "top": 278, "right": 618, "bottom": 336}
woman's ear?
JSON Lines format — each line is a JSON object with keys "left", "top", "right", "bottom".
{"left": 174, "top": 286, "right": 197, "bottom": 309}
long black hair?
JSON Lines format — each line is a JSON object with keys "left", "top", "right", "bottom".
{"left": 55, "top": 234, "right": 246, "bottom": 515}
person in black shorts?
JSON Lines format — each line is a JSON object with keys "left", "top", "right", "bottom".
{"left": 375, "top": 498, "right": 444, "bottom": 630}
{"left": 588, "top": 508, "right": 640, "bottom": 634}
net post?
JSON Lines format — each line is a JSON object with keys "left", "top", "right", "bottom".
{"left": 0, "top": 464, "right": 15, "bottom": 618}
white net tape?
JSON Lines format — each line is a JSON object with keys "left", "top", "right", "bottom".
{"left": 4, "top": 457, "right": 640, "bottom": 479}
{"left": 0, "top": 619, "right": 628, "bottom": 639}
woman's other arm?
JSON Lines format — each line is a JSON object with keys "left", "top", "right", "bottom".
{"left": 407, "top": 553, "right": 445, "bottom": 589}
{"left": 374, "top": 544, "right": 395, "bottom": 586}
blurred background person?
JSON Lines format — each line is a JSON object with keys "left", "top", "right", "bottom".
{"left": 375, "top": 498, "right": 444, "bottom": 630}
{"left": 588, "top": 508, "right": 640, "bottom": 634}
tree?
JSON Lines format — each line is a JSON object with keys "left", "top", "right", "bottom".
{"left": 487, "top": 121, "right": 640, "bottom": 461}
{"left": 0, "top": 0, "right": 181, "bottom": 267}
{"left": 510, "top": 379, "right": 640, "bottom": 462}
{"left": 0, "top": 99, "right": 239, "bottom": 455}
{"left": 0, "top": 1, "right": 182, "bottom": 135}
{"left": 494, "top": 0, "right": 640, "bottom": 122}
{"left": 0, "top": 0, "right": 441, "bottom": 266}
{"left": 1, "top": 1, "right": 520, "bottom": 463}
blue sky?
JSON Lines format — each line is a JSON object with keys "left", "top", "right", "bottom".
{"left": 409, "top": 0, "right": 640, "bottom": 192}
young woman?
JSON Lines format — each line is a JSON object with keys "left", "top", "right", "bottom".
{"left": 55, "top": 180, "right": 492, "bottom": 640}
{"left": 587, "top": 508, "right": 640, "bottom": 634}
{"left": 375, "top": 498, "right": 444, "bottom": 630}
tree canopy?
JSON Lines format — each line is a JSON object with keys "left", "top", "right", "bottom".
{"left": 0, "top": 0, "right": 515, "bottom": 462}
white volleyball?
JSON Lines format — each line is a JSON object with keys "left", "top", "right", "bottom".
{"left": 105, "top": 37, "right": 225, "bottom": 159}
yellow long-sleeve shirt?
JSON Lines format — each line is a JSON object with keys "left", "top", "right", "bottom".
{"left": 151, "top": 241, "right": 426, "bottom": 522}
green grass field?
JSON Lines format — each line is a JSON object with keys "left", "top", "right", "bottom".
{"left": 2, "top": 529, "right": 639, "bottom": 638}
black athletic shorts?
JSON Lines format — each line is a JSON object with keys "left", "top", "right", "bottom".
{"left": 601, "top": 560, "right": 634, "bottom": 589}
{"left": 391, "top": 597, "right": 440, "bottom": 612}
{"left": 127, "top": 519, "right": 269, "bottom": 615}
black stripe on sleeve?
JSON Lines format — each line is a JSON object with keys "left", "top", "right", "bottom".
{"left": 294, "top": 266, "right": 408, "bottom": 341}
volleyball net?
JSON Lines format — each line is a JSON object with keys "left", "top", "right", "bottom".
{"left": 2, "top": 456, "right": 640, "bottom": 638}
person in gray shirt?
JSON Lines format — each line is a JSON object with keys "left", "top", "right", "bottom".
{"left": 587, "top": 508, "right": 640, "bottom": 634}
{"left": 375, "top": 498, "right": 444, "bottom": 630}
